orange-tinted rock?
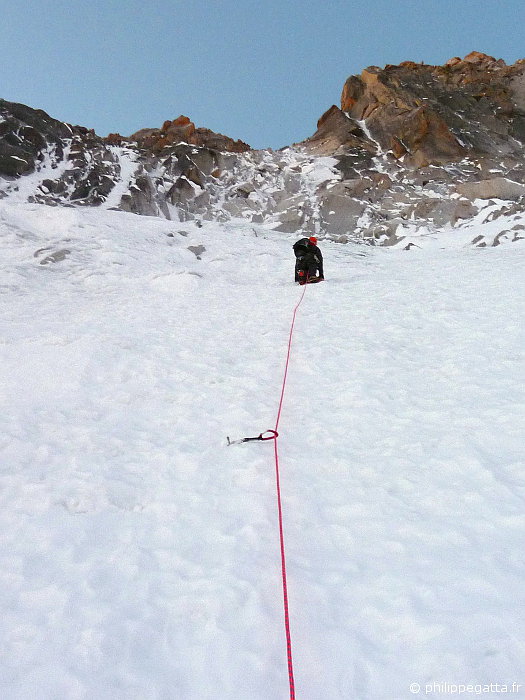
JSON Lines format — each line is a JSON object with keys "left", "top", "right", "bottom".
{"left": 105, "top": 133, "right": 125, "bottom": 146}
{"left": 333, "top": 53, "right": 525, "bottom": 166}
{"left": 172, "top": 115, "right": 192, "bottom": 127}
{"left": 130, "top": 117, "right": 250, "bottom": 154}
{"left": 341, "top": 75, "right": 365, "bottom": 112}
{"left": 464, "top": 51, "right": 498, "bottom": 65}
{"left": 305, "top": 104, "right": 376, "bottom": 155}
{"left": 390, "top": 136, "right": 408, "bottom": 158}
{"left": 193, "top": 127, "right": 250, "bottom": 153}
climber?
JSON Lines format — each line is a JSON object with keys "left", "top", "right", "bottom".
{"left": 293, "top": 236, "right": 324, "bottom": 284}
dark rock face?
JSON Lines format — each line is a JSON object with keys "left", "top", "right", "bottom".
{"left": 0, "top": 101, "right": 250, "bottom": 213}
{"left": 0, "top": 100, "right": 70, "bottom": 176}
{"left": 0, "top": 100, "right": 123, "bottom": 205}
{"left": 65, "top": 128, "right": 121, "bottom": 205}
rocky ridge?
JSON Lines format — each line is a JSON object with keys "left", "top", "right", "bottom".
{"left": 2, "top": 52, "right": 525, "bottom": 248}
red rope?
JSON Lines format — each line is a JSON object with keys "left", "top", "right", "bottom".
{"left": 272, "top": 278, "right": 309, "bottom": 700}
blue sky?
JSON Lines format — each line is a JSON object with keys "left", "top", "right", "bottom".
{"left": 2, "top": 0, "right": 524, "bottom": 149}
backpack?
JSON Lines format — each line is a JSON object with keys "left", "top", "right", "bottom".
{"left": 293, "top": 238, "right": 311, "bottom": 258}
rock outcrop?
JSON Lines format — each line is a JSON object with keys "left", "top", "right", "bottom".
{"left": 306, "top": 105, "right": 376, "bottom": 156}
{"left": 0, "top": 99, "right": 71, "bottom": 177}
{"left": 337, "top": 52, "right": 525, "bottom": 167}
{"left": 130, "top": 115, "right": 250, "bottom": 154}
{"left": 1, "top": 53, "right": 525, "bottom": 248}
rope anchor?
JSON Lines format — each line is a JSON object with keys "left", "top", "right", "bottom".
{"left": 226, "top": 429, "right": 278, "bottom": 446}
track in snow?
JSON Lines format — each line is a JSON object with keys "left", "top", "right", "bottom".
{"left": 0, "top": 203, "right": 524, "bottom": 699}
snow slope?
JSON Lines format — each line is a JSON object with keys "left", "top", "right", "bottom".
{"left": 0, "top": 202, "right": 524, "bottom": 699}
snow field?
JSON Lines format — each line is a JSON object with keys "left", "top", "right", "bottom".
{"left": 0, "top": 202, "right": 524, "bottom": 699}
{"left": 280, "top": 248, "right": 524, "bottom": 698}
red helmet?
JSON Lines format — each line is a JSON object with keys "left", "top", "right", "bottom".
{"left": 309, "top": 236, "right": 317, "bottom": 244}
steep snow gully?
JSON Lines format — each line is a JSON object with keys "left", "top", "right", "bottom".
{"left": 0, "top": 202, "right": 524, "bottom": 699}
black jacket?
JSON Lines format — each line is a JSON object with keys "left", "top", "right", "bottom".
{"left": 293, "top": 238, "right": 324, "bottom": 278}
